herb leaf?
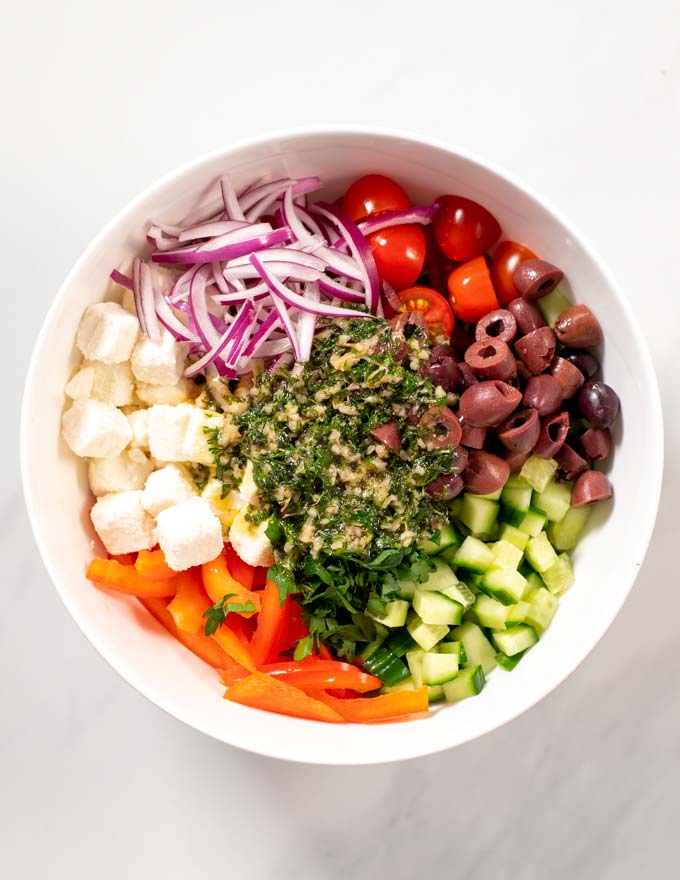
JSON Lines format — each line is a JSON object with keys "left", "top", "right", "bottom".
{"left": 268, "top": 563, "right": 298, "bottom": 606}
{"left": 202, "top": 593, "right": 255, "bottom": 636}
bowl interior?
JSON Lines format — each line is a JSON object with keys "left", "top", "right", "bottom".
{"left": 22, "top": 129, "right": 662, "bottom": 764}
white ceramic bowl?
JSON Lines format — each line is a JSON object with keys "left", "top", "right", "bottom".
{"left": 21, "top": 127, "right": 663, "bottom": 764}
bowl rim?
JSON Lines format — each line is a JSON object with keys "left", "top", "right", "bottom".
{"left": 20, "top": 124, "right": 664, "bottom": 764}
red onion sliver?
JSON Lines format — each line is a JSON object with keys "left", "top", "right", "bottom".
{"left": 131, "top": 258, "right": 148, "bottom": 336}
{"left": 178, "top": 219, "right": 249, "bottom": 243}
{"left": 356, "top": 205, "right": 438, "bottom": 236}
{"left": 139, "top": 262, "right": 161, "bottom": 343}
{"left": 110, "top": 269, "right": 133, "bottom": 290}
{"left": 220, "top": 175, "right": 246, "bottom": 222}
{"left": 154, "top": 227, "right": 292, "bottom": 265}
{"left": 297, "top": 282, "right": 319, "bottom": 362}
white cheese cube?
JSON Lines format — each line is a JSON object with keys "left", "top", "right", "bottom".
{"left": 155, "top": 497, "right": 223, "bottom": 571}
{"left": 88, "top": 449, "right": 153, "bottom": 496}
{"left": 62, "top": 399, "right": 132, "bottom": 459}
{"left": 147, "top": 403, "right": 194, "bottom": 461}
{"left": 201, "top": 479, "right": 244, "bottom": 533}
{"left": 237, "top": 460, "right": 259, "bottom": 505}
{"left": 142, "top": 464, "right": 196, "bottom": 517}
{"left": 136, "top": 378, "right": 197, "bottom": 406}
{"left": 87, "top": 361, "right": 135, "bottom": 406}
{"left": 131, "top": 327, "right": 189, "bottom": 386}
{"left": 65, "top": 365, "right": 96, "bottom": 400}
{"left": 120, "top": 287, "right": 136, "bottom": 314}
{"left": 229, "top": 507, "right": 274, "bottom": 567}
{"left": 76, "top": 302, "right": 139, "bottom": 365}
{"left": 181, "top": 410, "right": 227, "bottom": 466}
{"left": 126, "top": 409, "right": 150, "bottom": 449}
{"left": 90, "top": 490, "right": 155, "bottom": 555}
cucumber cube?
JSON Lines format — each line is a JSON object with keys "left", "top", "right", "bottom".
{"left": 547, "top": 505, "right": 592, "bottom": 551}
{"left": 407, "top": 617, "right": 449, "bottom": 651}
{"left": 516, "top": 507, "right": 548, "bottom": 537}
{"left": 534, "top": 480, "right": 573, "bottom": 523}
{"left": 419, "top": 521, "right": 462, "bottom": 556}
{"left": 495, "top": 650, "right": 526, "bottom": 670}
{"left": 413, "top": 590, "right": 464, "bottom": 626}
{"left": 524, "top": 588, "right": 558, "bottom": 633}
{"left": 542, "top": 552, "right": 575, "bottom": 595}
{"left": 537, "top": 286, "right": 572, "bottom": 327}
{"left": 421, "top": 651, "right": 459, "bottom": 685}
{"left": 453, "top": 536, "right": 494, "bottom": 573}
{"left": 493, "top": 625, "right": 538, "bottom": 656}
{"left": 460, "top": 494, "right": 500, "bottom": 536}
{"left": 405, "top": 650, "right": 425, "bottom": 688}
{"left": 442, "top": 665, "right": 485, "bottom": 703}
{"left": 500, "top": 474, "right": 533, "bottom": 516}
{"left": 438, "top": 641, "right": 463, "bottom": 663}
{"left": 506, "top": 600, "right": 530, "bottom": 626}
{"left": 441, "top": 580, "right": 476, "bottom": 609}
{"left": 381, "top": 676, "right": 416, "bottom": 694}
{"left": 452, "top": 622, "right": 497, "bottom": 674}
{"left": 482, "top": 568, "right": 528, "bottom": 605}
{"left": 368, "top": 598, "right": 409, "bottom": 628}
{"left": 491, "top": 539, "right": 524, "bottom": 571}
{"left": 472, "top": 594, "right": 511, "bottom": 630}
{"left": 428, "top": 685, "right": 445, "bottom": 702}
{"left": 498, "top": 523, "right": 530, "bottom": 550}
{"left": 525, "top": 532, "right": 559, "bottom": 573}
{"left": 520, "top": 455, "right": 558, "bottom": 493}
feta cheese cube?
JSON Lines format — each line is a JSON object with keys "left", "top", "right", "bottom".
{"left": 120, "top": 287, "right": 136, "bottom": 314}
{"left": 62, "top": 399, "right": 132, "bottom": 459}
{"left": 237, "top": 460, "right": 259, "bottom": 506}
{"left": 88, "top": 449, "right": 153, "bottom": 496}
{"left": 229, "top": 507, "right": 274, "bottom": 567}
{"left": 126, "top": 409, "right": 150, "bottom": 449}
{"left": 76, "top": 302, "right": 139, "bottom": 365}
{"left": 181, "top": 410, "right": 227, "bottom": 466}
{"left": 136, "top": 378, "right": 197, "bottom": 406}
{"left": 90, "top": 490, "right": 155, "bottom": 555}
{"left": 155, "top": 497, "right": 223, "bottom": 571}
{"left": 89, "top": 361, "right": 135, "bottom": 406}
{"left": 201, "top": 479, "right": 243, "bottom": 533}
{"left": 147, "top": 403, "right": 194, "bottom": 461}
{"left": 131, "top": 327, "right": 189, "bottom": 386}
{"left": 142, "top": 464, "right": 196, "bottom": 517}
{"left": 65, "top": 365, "right": 95, "bottom": 400}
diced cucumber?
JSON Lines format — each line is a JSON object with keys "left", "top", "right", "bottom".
{"left": 452, "top": 622, "right": 497, "bottom": 674}
{"left": 439, "top": 544, "right": 459, "bottom": 564}
{"left": 525, "top": 532, "right": 559, "bottom": 573}
{"left": 421, "top": 651, "right": 459, "bottom": 685}
{"left": 362, "top": 645, "right": 410, "bottom": 686}
{"left": 438, "top": 641, "right": 463, "bottom": 663}
{"left": 515, "top": 507, "right": 548, "bottom": 537}
{"left": 441, "top": 580, "right": 476, "bottom": 609}
{"left": 537, "top": 286, "right": 572, "bottom": 327}
{"left": 429, "top": 685, "right": 445, "bottom": 702}
{"left": 472, "top": 594, "right": 511, "bottom": 630}
{"left": 506, "top": 600, "right": 529, "bottom": 626}
{"left": 357, "top": 636, "right": 386, "bottom": 662}
{"left": 481, "top": 568, "right": 528, "bottom": 605}
{"left": 524, "top": 587, "right": 558, "bottom": 633}
{"left": 496, "top": 650, "right": 526, "bottom": 670}
{"left": 368, "top": 598, "right": 410, "bottom": 628}
{"left": 520, "top": 455, "right": 558, "bottom": 493}
{"left": 442, "top": 665, "right": 485, "bottom": 703}
{"left": 386, "top": 628, "right": 417, "bottom": 658}
{"left": 453, "top": 536, "right": 494, "bottom": 573}
{"left": 500, "top": 474, "right": 533, "bottom": 516}
{"left": 407, "top": 616, "right": 449, "bottom": 651}
{"left": 381, "top": 676, "right": 416, "bottom": 694}
{"left": 498, "top": 523, "right": 530, "bottom": 550}
{"left": 448, "top": 497, "right": 464, "bottom": 519}
{"left": 491, "top": 539, "right": 524, "bottom": 571}
{"left": 413, "top": 590, "right": 464, "bottom": 626}
{"left": 420, "top": 557, "right": 459, "bottom": 592}
{"left": 524, "top": 571, "right": 547, "bottom": 595}
{"left": 547, "top": 505, "right": 592, "bottom": 551}
{"left": 460, "top": 494, "right": 500, "bottom": 536}
{"left": 419, "top": 521, "right": 462, "bottom": 556}
{"left": 405, "top": 650, "right": 425, "bottom": 688}
{"left": 493, "top": 625, "right": 538, "bottom": 656}
{"left": 542, "top": 552, "right": 575, "bottom": 595}
{"left": 533, "top": 480, "right": 572, "bottom": 523}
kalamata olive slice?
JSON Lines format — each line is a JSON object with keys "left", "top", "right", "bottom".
{"left": 504, "top": 448, "right": 530, "bottom": 473}
{"left": 571, "top": 470, "right": 613, "bottom": 507}
{"left": 420, "top": 354, "right": 462, "bottom": 392}
{"left": 457, "top": 362, "right": 479, "bottom": 389}
{"left": 549, "top": 356, "right": 585, "bottom": 399}
{"left": 555, "top": 443, "right": 588, "bottom": 481}
{"left": 459, "top": 380, "right": 522, "bottom": 427}
{"left": 515, "top": 326, "right": 556, "bottom": 374}
{"left": 420, "top": 405, "right": 463, "bottom": 449}
{"left": 562, "top": 349, "right": 600, "bottom": 379}
{"left": 426, "top": 473, "right": 464, "bottom": 501}
{"left": 390, "top": 310, "right": 428, "bottom": 335}
{"left": 459, "top": 418, "right": 487, "bottom": 449}
{"left": 463, "top": 449, "right": 511, "bottom": 495}
{"left": 534, "top": 411, "right": 570, "bottom": 458}
{"left": 475, "top": 309, "right": 517, "bottom": 344}
{"left": 522, "top": 374, "right": 563, "bottom": 416}
{"left": 578, "top": 381, "right": 620, "bottom": 429}
{"left": 464, "top": 339, "right": 517, "bottom": 381}
{"left": 370, "top": 422, "right": 401, "bottom": 453}
{"left": 554, "top": 304, "right": 603, "bottom": 349}
{"left": 512, "top": 259, "right": 564, "bottom": 300}
{"left": 507, "top": 298, "right": 546, "bottom": 335}
{"left": 579, "top": 427, "right": 612, "bottom": 461}
{"left": 431, "top": 344, "right": 457, "bottom": 360}
{"left": 497, "top": 408, "right": 540, "bottom": 454}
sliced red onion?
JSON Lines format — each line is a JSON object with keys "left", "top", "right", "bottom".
{"left": 188, "top": 266, "right": 221, "bottom": 349}
{"left": 268, "top": 291, "right": 301, "bottom": 361}
{"left": 313, "top": 201, "right": 380, "bottom": 313}
{"left": 226, "top": 246, "right": 326, "bottom": 273}
{"left": 132, "top": 259, "right": 148, "bottom": 336}
{"left": 220, "top": 175, "right": 246, "bottom": 222}
{"left": 239, "top": 176, "right": 321, "bottom": 214}
{"left": 184, "top": 301, "right": 255, "bottom": 378}
{"left": 154, "top": 226, "right": 292, "bottom": 265}
{"left": 241, "top": 311, "right": 281, "bottom": 358}
{"left": 178, "top": 219, "right": 249, "bottom": 242}
{"left": 356, "top": 205, "right": 438, "bottom": 236}
{"left": 317, "top": 276, "right": 366, "bottom": 303}
{"left": 146, "top": 226, "right": 180, "bottom": 252}
{"left": 211, "top": 262, "right": 229, "bottom": 294}
{"left": 110, "top": 269, "right": 133, "bottom": 290}
{"left": 297, "top": 282, "right": 319, "bottom": 362}
{"left": 139, "top": 262, "right": 161, "bottom": 342}
{"left": 153, "top": 287, "right": 200, "bottom": 344}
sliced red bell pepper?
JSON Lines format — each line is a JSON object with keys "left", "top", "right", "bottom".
{"left": 258, "top": 659, "right": 381, "bottom": 693}
{"left": 225, "top": 544, "right": 256, "bottom": 589}
{"left": 250, "top": 579, "right": 286, "bottom": 666}
{"left": 201, "top": 549, "right": 260, "bottom": 617}
{"left": 314, "top": 687, "right": 430, "bottom": 722}
{"left": 135, "top": 548, "right": 176, "bottom": 581}
{"left": 87, "top": 558, "right": 177, "bottom": 598}
{"left": 224, "top": 672, "right": 344, "bottom": 723}
{"left": 267, "top": 596, "right": 308, "bottom": 661}
{"left": 139, "top": 597, "right": 233, "bottom": 669}
{"left": 109, "top": 552, "right": 137, "bottom": 566}
{"left": 218, "top": 661, "right": 250, "bottom": 686}
{"left": 166, "top": 570, "right": 211, "bottom": 634}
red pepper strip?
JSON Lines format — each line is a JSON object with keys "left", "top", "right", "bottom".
{"left": 315, "top": 642, "right": 332, "bottom": 660}
{"left": 166, "top": 570, "right": 211, "bottom": 634}
{"left": 201, "top": 550, "right": 260, "bottom": 617}
{"left": 253, "top": 566, "right": 269, "bottom": 588}
{"left": 313, "top": 687, "right": 431, "bottom": 722}
{"left": 225, "top": 545, "right": 256, "bottom": 589}
{"left": 224, "top": 672, "right": 344, "bottom": 723}
{"left": 135, "top": 548, "right": 176, "bottom": 581}
{"left": 139, "top": 597, "right": 234, "bottom": 669}
{"left": 87, "top": 558, "right": 177, "bottom": 598}
{"left": 218, "top": 662, "right": 250, "bottom": 686}
{"left": 267, "top": 596, "right": 308, "bottom": 661}
{"left": 109, "top": 552, "right": 137, "bottom": 566}
{"left": 257, "top": 660, "right": 381, "bottom": 693}
{"left": 250, "top": 580, "right": 286, "bottom": 666}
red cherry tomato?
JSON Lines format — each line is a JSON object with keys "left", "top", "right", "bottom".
{"left": 342, "top": 174, "right": 411, "bottom": 223}
{"left": 398, "top": 286, "right": 454, "bottom": 341}
{"left": 490, "top": 240, "right": 538, "bottom": 305}
{"left": 433, "top": 195, "right": 501, "bottom": 262}
{"left": 369, "top": 224, "right": 426, "bottom": 291}
{"left": 447, "top": 256, "right": 500, "bottom": 323}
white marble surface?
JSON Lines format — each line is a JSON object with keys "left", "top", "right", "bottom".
{"left": 3, "top": 1, "right": 680, "bottom": 876}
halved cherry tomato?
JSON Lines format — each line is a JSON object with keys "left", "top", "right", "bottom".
{"left": 490, "top": 240, "right": 538, "bottom": 306}
{"left": 342, "top": 174, "right": 411, "bottom": 223}
{"left": 369, "top": 224, "right": 426, "bottom": 291}
{"left": 398, "top": 286, "right": 454, "bottom": 341}
{"left": 447, "top": 257, "right": 500, "bottom": 323}
{"left": 434, "top": 195, "right": 501, "bottom": 262}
